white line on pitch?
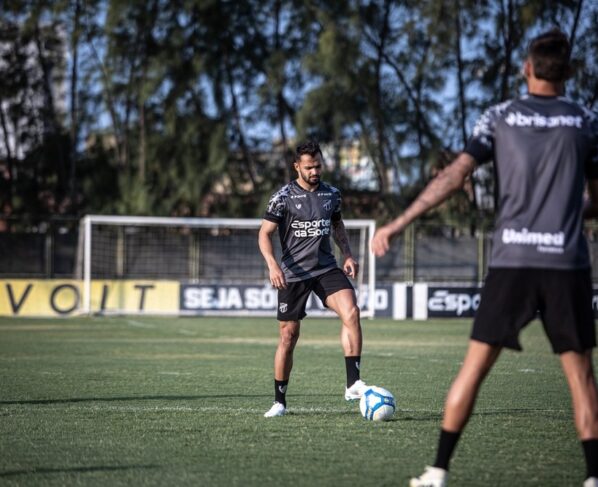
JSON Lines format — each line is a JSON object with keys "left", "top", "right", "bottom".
{"left": 126, "top": 320, "right": 157, "bottom": 329}
{"left": 16, "top": 404, "right": 357, "bottom": 414}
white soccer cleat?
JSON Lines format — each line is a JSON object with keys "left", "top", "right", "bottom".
{"left": 409, "top": 466, "right": 448, "bottom": 487}
{"left": 344, "top": 379, "right": 368, "bottom": 401}
{"left": 584, "top": 477, "right": 598, "bottom": 487}
{"left": 264, "top": 402, "right": 286, "bottom": 418}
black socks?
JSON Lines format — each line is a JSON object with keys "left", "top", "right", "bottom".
{"left": 345, "top": 356, "right": 361, "bottom": 387}
{"left": 583, "top": 439, "right": 598, "bottom": 478}
{"left": 434, "top": 429, "right": 462, "bottom": 471}
{"left": 274, "top": 379, "right": 288, "bottom": 406}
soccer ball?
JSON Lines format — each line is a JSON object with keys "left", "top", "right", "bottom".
{"left": 359, "top": 386, "right": 395, "bottom": 421}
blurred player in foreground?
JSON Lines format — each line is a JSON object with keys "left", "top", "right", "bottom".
{"left": 259, "top": 140, "right": 368, "bottom": 418}
{"left": 371, "top": 29, "right": 598, "bottom": 487}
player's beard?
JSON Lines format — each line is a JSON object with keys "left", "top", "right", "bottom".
{"left": 300, "top": 172, "right": 320, "bottom": 187}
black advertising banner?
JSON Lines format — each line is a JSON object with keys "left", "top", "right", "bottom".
{"left": 426, "top": 286, "right": 481, "bottom": 318}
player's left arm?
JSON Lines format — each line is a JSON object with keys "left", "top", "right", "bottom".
{"left": 332, "top": 218, "right": 358, "bottom": 278}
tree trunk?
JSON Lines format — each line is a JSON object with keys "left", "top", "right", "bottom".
{"left": 69, "top": 0, "right": 81, "bottom": 211}
{"left": 225, "top": 59, "right": 258, "bottom": 189}
{"left": 568, "top": 0, "right": 584, "bottom": 52}
{"left": 372, "top": 0, "right": 392, "bottom": 194}
{"left": 0, "top": 102, "right": 14, "bottom": 213}
{"left": 274, "top": 0, "right": 291, "bottom": 182}
{"left": 88, "top": 25, "right": 125, "bottom": 168}
{"left": 499, "top": 0, "right": 514, "bottom": 101}
{"left": 138, "top": 96, "right": 146, "bottom": 183}
{"left": 455, "top": 0, "right": 468, "bottom": 148}
{"left": 34, "top": 22, "right": 67, "bottom": 195}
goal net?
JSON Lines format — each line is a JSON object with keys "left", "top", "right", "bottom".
{"left": 76, "top": 215, "right": 376, "bottom": 318}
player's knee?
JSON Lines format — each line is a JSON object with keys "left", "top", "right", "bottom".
{"left": 576, "top": 406, "right": 598, "bottom": 438}
{"left": 341, "top": 303, "right": 360, "bottom": 325}
{"left": 280, "top": 327, "right": 300, "bottom": 349}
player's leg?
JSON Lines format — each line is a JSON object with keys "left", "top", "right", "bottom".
{"left": 265, "top": 279, "right": 311, "bottom": 417}
{"left": 410, "top": 340, "right": 501, "bottom": 487}
{"left": 265, "top": 320, "right": 300, "bottom": 418}
{"left": 541, "top": 268, "right": 598, "bottom": 483}
{"left": 325, "top": 287, "right": 362, "bottom": 357}
{"left": 560, "top": 350, "right": 598, "bottom": 438}
{"left": 442, "top": 340, "right": 502, "bottom": 432}
{"left": 560, "top": 351, "right": 598, "bottom": 483}
{"left": 315, "top": 268, "right": 367, "bottom": 399}
{"left": 412, "top": 268, "right": 533, "bottom": 486}
{"left": 327, "top": 288, "right": 368, "bottom": 400}
{"left": 274, "top": 320, "right": 301, "bottom": 381}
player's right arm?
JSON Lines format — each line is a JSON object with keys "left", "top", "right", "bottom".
{"left": 371, "top": 152, "right": 476, "bottom": 257}
{"left": 258, "top": 219, "right": 287, "bottom": 289}
{"left": 371, "top": 102, "right": 505, "bottom": 257}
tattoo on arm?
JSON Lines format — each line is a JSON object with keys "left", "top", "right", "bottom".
{"left": 415, "top": 171, "right": 459, "bottom": 212}
{"left": 406, "top": 155, "right": 474, "bottom": 220}
{"left": 332, "top": 219, "right": 352, "bottom": 257}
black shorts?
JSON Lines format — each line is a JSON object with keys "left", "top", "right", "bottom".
{"left": 472, "top": 267, "right": 595, "bottom": 353}
{"left": 277, "top": 267, "right": 355, "bottom": 321}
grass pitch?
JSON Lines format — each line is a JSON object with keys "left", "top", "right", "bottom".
{"left": 0, "top": 316, "right": 584, "bottom": 486}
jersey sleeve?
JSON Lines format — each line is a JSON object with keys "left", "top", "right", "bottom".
{"left": 464, "top": 100, "right": 512, "bottom": 164}
{"left": 264, "top": 189, "right": 287, "bottom": 223}
{"left": 584, "top": 108, "right": 598, "bottom": 179}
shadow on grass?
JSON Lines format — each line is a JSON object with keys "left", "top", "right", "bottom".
{"left": 396, "top": 413, "right": 443, "bottom": 422}
{"left": 0, "top": 464, "right": 159, "bottom": 478}
{"left": 471, "top": 408, "right": 570, "bottom": 419}
{"left": 391, "top": 407, "right": 569, "bottom": 423}
{"left": 0, "top": 393, "right": 331, "bottom": 406}
{"left": 284, "top": 410, "right": 356, "bottom": 417}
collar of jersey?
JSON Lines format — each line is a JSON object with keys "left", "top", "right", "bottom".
{"left": 292, "top": 179, "right": 321, "bottom": 193}
{"left": 526, "top": 92, "right": 559, "bottom": 100}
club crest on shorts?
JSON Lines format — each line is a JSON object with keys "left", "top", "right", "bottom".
{"left": 279, "top": 302, "right": 288, "bottom": 313}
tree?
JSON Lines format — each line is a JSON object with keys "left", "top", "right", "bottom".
{"left": 0, "top": 1, "right": 69, "bottom": 218}
{"left": 1, "top": 0, "right": 597, "bottom": 225}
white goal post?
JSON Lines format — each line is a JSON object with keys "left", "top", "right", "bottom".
{"left": 77, "top": 215, "right": 377, "bottom": 318}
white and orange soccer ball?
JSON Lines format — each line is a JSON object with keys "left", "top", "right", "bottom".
{"left": 359, "top": 386, "right": 396, "bottom": 421}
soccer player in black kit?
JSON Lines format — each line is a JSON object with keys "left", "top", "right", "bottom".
{"left": 371, "top": 29, "right": 598, "bottom": 486}
{"left": 259, "top": 140, "right": 368, "bottom": 418}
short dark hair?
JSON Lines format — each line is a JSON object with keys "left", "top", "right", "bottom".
{"left": 527, "top": 28, "right": 572, "bottom": 82}
{"left": 295, "top": 140, "right": 322, "bottom": 161}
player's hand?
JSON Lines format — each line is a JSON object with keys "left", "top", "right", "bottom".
{"left": 269, "top": 266, "right": 287, "bottom": 290}
{"left": 371, "top": 226, "right": 395, "bottom": 257}
{"left": 343, "top": 257, "right": 359, "bottom": 278}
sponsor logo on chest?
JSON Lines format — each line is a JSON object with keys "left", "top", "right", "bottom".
{"left": 504, "top": 111, "right": 583, "bottom": 128}
{"left": 291, "top": 218, "right": 331, "bottom": 237}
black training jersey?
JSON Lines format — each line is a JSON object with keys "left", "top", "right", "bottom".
{"left": 465, "top": 94, "right": 598, "bottom": 269}
{"left": 264, "top": 180, "right": 342, "bottom": 282}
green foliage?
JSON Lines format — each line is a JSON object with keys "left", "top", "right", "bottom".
{"left": 1, "top": 0, "right": 597, "bottom": 223}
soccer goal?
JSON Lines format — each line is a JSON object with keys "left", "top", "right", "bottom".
{"left": 76, "top": 215, "right": 377, "bottom": 318}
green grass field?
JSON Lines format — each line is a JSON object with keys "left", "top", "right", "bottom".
{"left": 0, "top": 316, "right": 585, "bottom": 486}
